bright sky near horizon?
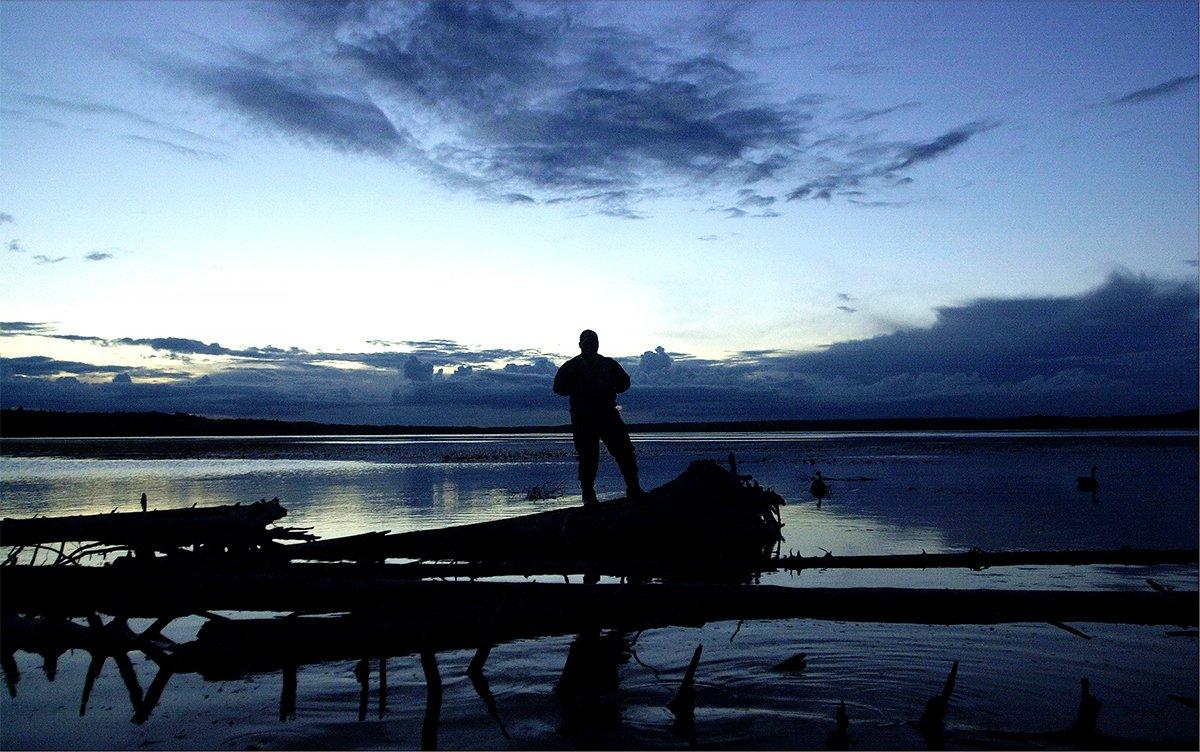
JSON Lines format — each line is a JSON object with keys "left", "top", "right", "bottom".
{"left": 1, "top": 1, "right": 1197, "bottom": 424}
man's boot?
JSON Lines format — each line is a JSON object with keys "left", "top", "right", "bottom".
{"left": 582, "top": 486, "right": 599, "bottom": 506}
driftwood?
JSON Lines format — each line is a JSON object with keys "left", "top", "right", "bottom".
{"left": 0, "top": 499, "right": 297, "bottom": 549}
{"left": 4, "top": 564, "right": 1195, "bottom": 627}
{"left": 282, "top": 460, "right": 784, "bottom": 563}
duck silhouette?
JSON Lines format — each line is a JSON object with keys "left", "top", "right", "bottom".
{"left": 810, "top": 471, "right": 831, "bottom": 503}
{"left": 1076, "top": 466, "right": 1098, "bottom": 493}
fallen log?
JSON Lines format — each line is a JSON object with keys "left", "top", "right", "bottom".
{"left": 3, "top": 565, "right": 1195, "bottom": 628}
{"left": 0, "top": 499, "right": 290, "bottom": 548}
{"left": 282, "top": 460, "right": 784, "bottom": 563}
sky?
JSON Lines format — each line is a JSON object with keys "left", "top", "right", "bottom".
{"left": 0, "top": 0, "right": 1197, "bottom": 425}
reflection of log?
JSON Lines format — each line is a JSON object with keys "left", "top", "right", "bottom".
{"left": 279, "top": 547, "right": 1199, "bottom": 579}
{"left": 466, "top": 645, "right": 508, "bottom": 737}
{"left": 667, "top": 644, "right": 703, "bottom": 721}
{"left": 827, "top": 701, "right": 850, "bottom": 750}
{"left": 421, "top": 652, "right": 442, "bottom": 751}
{"left": 6, "top": 565, "right": 1196, "bottom": 628}
{"left": 778, "top": 547, "right": 1198, "bottom": 571}
{"left": 917, "top": 660, "right": 958, "bottom": 749}
{"left": 283, "top": 460, "right": 783, "bottom": 563}
{"left": 0, "top": 499, "right": 288, "bottom": 548}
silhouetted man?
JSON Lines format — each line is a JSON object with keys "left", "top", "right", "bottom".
{"left": 554, "top": 330, "right": 644, "bottom": 505}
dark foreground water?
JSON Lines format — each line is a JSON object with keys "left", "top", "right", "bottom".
{"left": 1, "top": 431, "right": 1197, "bottom": 749}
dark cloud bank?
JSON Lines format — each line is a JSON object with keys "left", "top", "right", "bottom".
{"left": 3, "top": 274, "right": 1195, "bottom": 424}
{"left": 139, "top": 1, "right": 999, "bottom": 216}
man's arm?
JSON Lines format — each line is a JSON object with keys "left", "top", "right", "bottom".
{"left": 553, "top": 360, "right": 573, "bottom": 396}
{"left": 607, "top": 358, "right": 631, "bottom": 394}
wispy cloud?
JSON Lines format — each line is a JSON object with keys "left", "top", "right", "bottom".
{"left": 1109, "top": 74, "right": 1199, "bottom": 106}
{"left": 7, "top": 240, "right": 25, "bottom": 253}
{"left": 0, "top": 212, "right": 13, "bottom": 224}
{"left": 32, "top": 254, "right": 67, "bottom": 265}
{"left": 121, "top": 134, "right": 223, "bottom": 160}
{"left": 19, "top": 92, "right": 216, "bottom": 143}
{"left": 0, "top": 321, "right": 56, "bottom": 335}
{"left": 786, "top": 120, "right": 997, "bottom": 201}
{"left": 844, "top": 101, "right": 921, "bottom": 123}
{"left": 84, "top": 251, "right": 115, "bottom": 262}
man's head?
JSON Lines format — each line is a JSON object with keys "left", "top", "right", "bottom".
{"left": 579, "top": 329, "right": 599, "bottom": 355}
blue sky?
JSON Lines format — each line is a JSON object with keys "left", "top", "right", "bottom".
{"left": 1, "top": 1, "right": 1196, "bottom": 424}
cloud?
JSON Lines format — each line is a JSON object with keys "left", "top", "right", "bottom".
{"left": 121, "top": 134, "right": 223, "bottom": 160}
{"left": 8, "top": 273, "right": 1189, "bottom": 422}
{"left": 836, "top": 305, "right": 857, "bottom": 313}
{"left": 697, "top": 234, "right": 720, "bottom": 241}
{"left": 844, "top": 101, "right": 921, "bottom": 123}
{"left": 7, "top": 240, "right": 24, "bottom": 253}
{"left": 888, "top": 120, "right": 998, "bottom": 171}
{"left": 0, "top": 321, "right": 55, "bottom": 335}
{"left": 848, "top": 198, "right": 912, "bottom": 208}
{"left": 403, "top": 355, "right": 433, "bottom": 381}
{"left": 134, "top": 1, "right": 996, "bottom": 217}
{"left": 109, "top": 337, "right": 232, "bottom": 355}
{"left": 85, "top": 251, "right": 115, "bottom": 262}
{"left": 1109, "top": 74, "right": 1199, "bottom": 106}
{"left": 640, "top": 345, "right": 672, "bottom": 373}
{"left": 32, "top": 254, "right": 67, "bottom": 265}
{"left": 736, "top": 189, "right": 776, "bottom": 207}
{"left": 0, "top": 212, "right": 13, "bottom": 224}
{"left": 166, "top": 58, "right": 410, "bottom": 156}
{"left": 18, "top": 92, "right": 216, "bottom": 143}
{"left": 786, "top": 121, "right": 996, "bottom": 201}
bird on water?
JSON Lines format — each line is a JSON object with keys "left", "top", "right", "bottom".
{"left": 1076, "top": 466, "right": 1099, "bottom": 493}
{"left": 810, "top": 471, "right": 831, "bottom": 502}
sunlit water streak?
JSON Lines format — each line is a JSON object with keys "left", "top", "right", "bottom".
{"left": 1, "top": 432, "right": 1196, "bottom": 749}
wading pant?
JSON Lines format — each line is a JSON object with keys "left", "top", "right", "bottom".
{"left": 571, "top": 408, "right": 640, "bottom": 495}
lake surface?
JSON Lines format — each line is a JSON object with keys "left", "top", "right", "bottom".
{"left": 1, "top": 431, "right": 1197, "bottom": 749}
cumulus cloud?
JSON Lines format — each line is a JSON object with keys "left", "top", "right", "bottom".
{"left": 131, "top": 1, "right": 998, "bottom": 217}
{"left": 1108, "top": 74, "right": 1199, "bottom": 106}
{"left": 640, "top": 345, "right": 672, "bottom": 373}
{"left": 7, "top": 240, "right": 24, "bottom": 253}
{"left": 403, "top": 355, "right": 433, "bottom": 381}
{"left": 0, "top": 212, "right": 13, "bottom": 224}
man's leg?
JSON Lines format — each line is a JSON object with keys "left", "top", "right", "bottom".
{"left": 572, "top": 421, "right": 600, "bottom": 505}
{"left": 599, "top": 411, "right": 643, "bottom": 498}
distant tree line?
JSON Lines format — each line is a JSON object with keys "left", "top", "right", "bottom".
{"left": 0, "top": 407, "right": 1195, "bottom": 438}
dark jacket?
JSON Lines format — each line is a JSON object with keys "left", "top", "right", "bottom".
{"left": 553, "top": 354, "right": 631, "bottom": 416}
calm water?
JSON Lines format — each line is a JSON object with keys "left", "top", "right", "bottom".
{"left": 1, "top": 431, "right": 1197, "bottom": 749}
